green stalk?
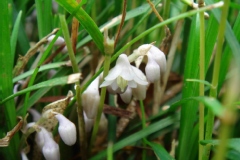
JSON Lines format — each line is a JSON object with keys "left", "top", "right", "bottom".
{"left": 140, "top": 100, "right": 147, "bottom": 160}
{"left": 214, "top": 66, "right": 239, "bottom": 160}
{"left": 90, "top": 30, "right": 113, "bottom": 154}
{"left": 198, "top": 1, "right": 206, "bottom": 159}
{"left": 0, "top": 0, "right": 19, "bottom": 159}
{"left": 204, "top": 0, "right": 230, "bottom": 159}
{"left": 107, "top": 94, "right": 116, "bottom": 160}
{"left": 59, "top": 14, "right": 87, "bottom": 159}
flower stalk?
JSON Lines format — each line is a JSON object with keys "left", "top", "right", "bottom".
{"left": 198, "top": 0, "right": 205, "bottom": 159}
{"left": 90, "top": 28, "right": 114, "bottom": 152}
{"left": 59, "top": 15, "right": 87, "bottom": 159}
{"left": 204, "top": 1, "right": 230, "bottom": 159}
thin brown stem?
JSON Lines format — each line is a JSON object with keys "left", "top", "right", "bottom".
{"left": 114, "top": 0, "right": 127, "bottom": 48}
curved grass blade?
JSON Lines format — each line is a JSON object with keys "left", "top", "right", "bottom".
{"left": 91, "top": 115, "right": 179, "bottom": 160}
{"left": 11, "top": 10, "right": 22, "bottom": 60}
{"left": 55, "top": 0, "right": 104, "bottom": 53}
{"left": 0, "top": 73, "right": 81, "bottom": 104}
{"left": 145, "top": 140, "right": 175, "bottom": 160}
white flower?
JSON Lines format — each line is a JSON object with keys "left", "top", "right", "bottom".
{"left": 41, "top": 127, "right": 60, "bottom": 160}
{"left": 47, "top": 35, "right": 65, "bottom": 46}
{"left": 82, "top": 76, "right": 100, "bottom": 119}
{"left": 55, "top": 113, "right": 77, "bottom": 146}
{"left": 100, "top": 54, "right": 148, "bottom": 93}
{"left": 135, "top": 44, "right": 166, "bottom": 82}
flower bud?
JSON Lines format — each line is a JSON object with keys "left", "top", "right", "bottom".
{"left": 82, "top": 77, "right": 100, "bottom": 119}
{"left": 47, "top": 35, "right": 65, "bottom": 46}
{"left": 145, "top": 53, "right": 160, "bottom": 82}
{"left": 55, "top": 113, "right": 77, "bottom": 146}
{"left": 41, "top": 127, "right": 60, "bottom": 160}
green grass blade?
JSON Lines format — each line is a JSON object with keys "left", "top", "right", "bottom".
{"left": 55, "top": 0, "right": 104, "bottom": 53}
{"left": 178, "top": 14, "right": 200, "bottom": 160}
{"left": 219, "top": 12, "right": 240, "bottom": 90}
{"left": 145, "top": 140, "right": 175, "bottom": 160}
{"left": 35, "top": 0, "right": 52, "bottom": 38}
{"left": 206, "top": 0, "right": 240, "bottom": 71}
{"left": 1, "top": 74, "right": 80, "bottom": 105}
{"left": 17, "top": 68, "right": 70, "bottom": 115}
{"left": 0, "top": 0, "right": 19, "bottom": 159}
{"left": 13, "top": 61, "right": 67, "bottom": 83}
{"left": 77, "top": 2, "right": 161, "bottom": 50}
{"left": 91, "top": 115, "right": 179, "bottom": 160}
{"left": 11, "top": 10, "right": 22, "bottom": 60}
{"left": 200, "top": 139, "right": 240, "bottom": 153}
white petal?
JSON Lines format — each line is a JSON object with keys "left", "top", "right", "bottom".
{"left": 120, "top": 87, "right": 132, "bottom": 103}
{"left": 149, "top": 46, "right": 166, "bottom": 73}
{"left": 131, "top": 66, "right": 148, "bottom": 85}
{"left": 82, "top": 77, "right": 100, "bottom": 118}
{"left": 41, "top": 127, "right": 60, "bottom": 160}
{"left": 128, "top": 80, "right": 137, "bottom": 88}
{"left": 119, "top": 66, "right": 133, "bottom": 81}
{"left": 105, "top": 54, "right": 132, "bottom": 81}
{"left": 111, "top": 80, "right": 119, "bottom": 91}
{"left": 132, "top": 84, "right": 147, "bottom": 100}
{"left": 100, "top": 80, "right": 114, "bottom": 88}
{"left": 137, "top": 44, "right": 152, "bottom": 56}
{"left": 105, "top": 65, "right": 122, "bottom": 81}
{"left": 145, "top": 54, "right": 160, "bottom": 82}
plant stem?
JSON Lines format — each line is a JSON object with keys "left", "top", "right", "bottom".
{"left": 140, "top": 100, "right": 147, "bottom": 160}
{"left": 214, "top": 65, "right": 239, "bottom": 160}
{"left": 59, "top": 14, "right": 87, "bottom": 160}
{"left": 90, "top": 29, "right": 113, "bottom": 154}
{"left": 198, "top": 0, "right": 205, "bottom": 159}
{"left": 204, "top": 0, "right": 230, "bottom": 159}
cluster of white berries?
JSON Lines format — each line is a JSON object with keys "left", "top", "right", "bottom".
{"left": 81, "top": 44, "right": 166, "bottom": 118}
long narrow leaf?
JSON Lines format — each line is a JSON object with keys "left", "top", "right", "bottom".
{"left": 1, "top": 74, "right": 81, "bottom": 104}
{"left": 55, "top": 0, "right": 104, "bottom": 53}
{"left": 11, "top": 10, "right": 22, "bottom": 60}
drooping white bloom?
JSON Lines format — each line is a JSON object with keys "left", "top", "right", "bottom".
{"left": 147, "top": 45, "right": 166, "bottom": 73}
{"left": 41, "top": 127, "right": 60, "bottom": 160}
{"left": 82, "top": 76, "right": 100, "bottom": 119}
{"left": 100, "top": 54, "right": 148, "bottom": 93}
{"left": 137, "top": 44, "right": 166, "bottom": 82}
{"left": 145, "top": 52, "right": 160, "bottom": 83}
{"left": 55, "top": 113, "right": 77, "bottom": 146}
{"left": 47, "top": 35, "right": 65, "bottom": 46}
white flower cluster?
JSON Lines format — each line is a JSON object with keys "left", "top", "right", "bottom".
{"left": 37, "top": 112, "right": 76, "bottom": 160}
{"left": 81, "top": 44, "right": 166, "bottom": 111}
{"left": 23, "top": 109, "right": 77, "bottom": 160}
